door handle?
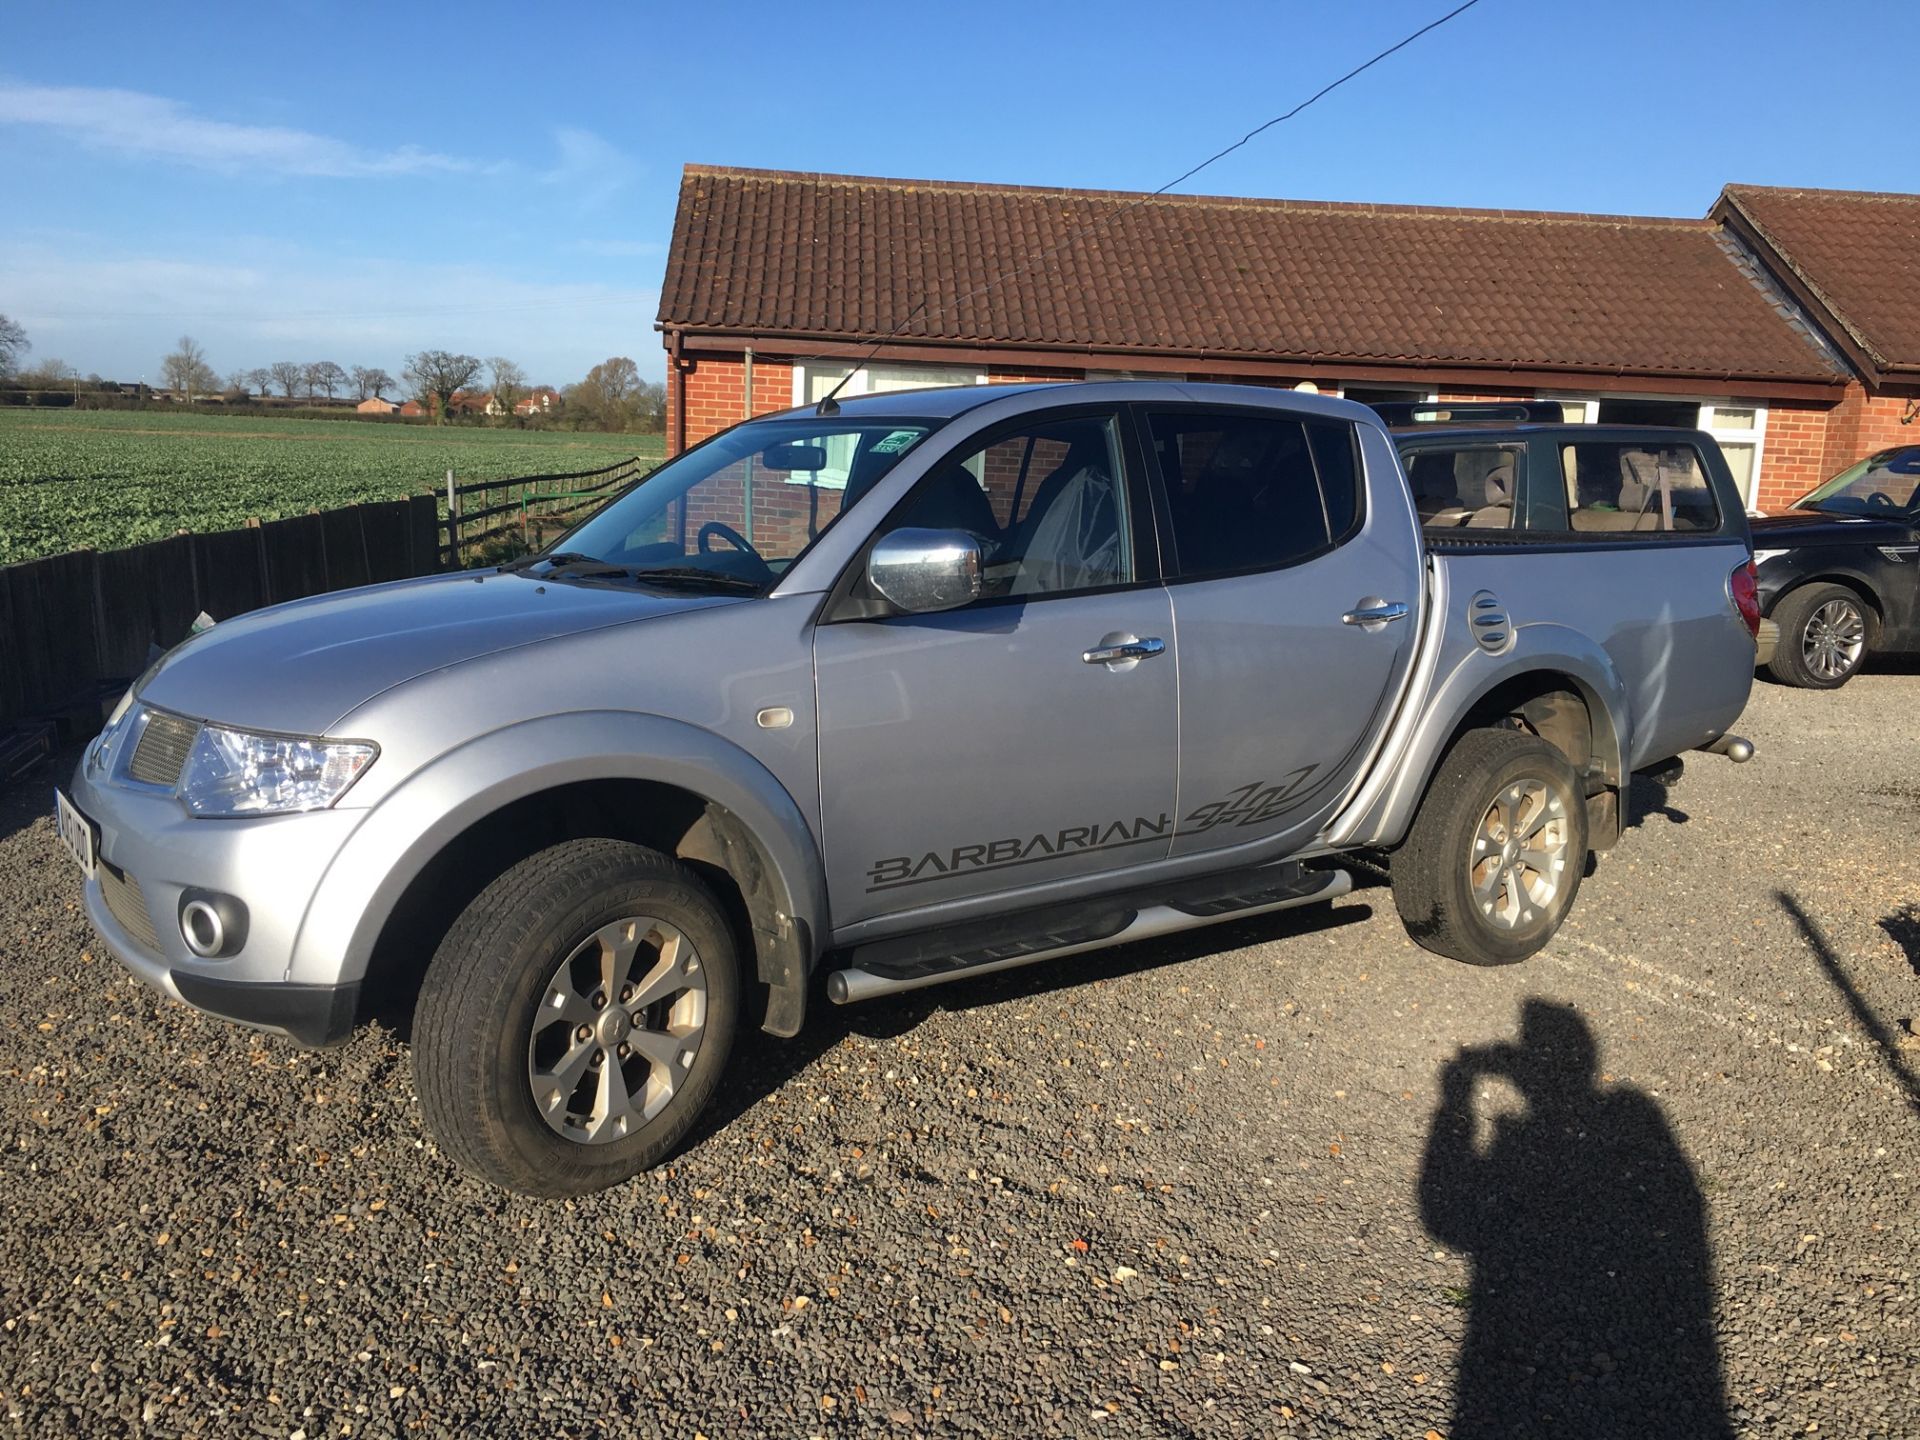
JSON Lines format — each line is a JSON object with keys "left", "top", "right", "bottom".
{"left": 1082, "top": 636, "right": 1166, "bottom": 666}
{"left": 1342, "top": 600, "right": 1410, "bottom": 630}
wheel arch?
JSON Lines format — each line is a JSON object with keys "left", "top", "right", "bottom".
{"left": 290, "top": 712, "right": 826, "bottom": 1038}
{"left": 1334, "top": 628, "right": 1630, "bottom": 852}
{"left": 1765, "top": 571, "right": 1885, "bottom": 646}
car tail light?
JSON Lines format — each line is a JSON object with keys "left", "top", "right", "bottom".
{"left": 1729, "top": 561, "right": 1761, "bottom": 639}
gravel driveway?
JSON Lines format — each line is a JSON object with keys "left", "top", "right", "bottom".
{"left": 2, "top": 673, "right": 1915, "bottom": 1438}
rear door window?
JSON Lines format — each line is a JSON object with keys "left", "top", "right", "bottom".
{"left": 1563, "top": 441, "right": 1720, "bottom": 533}
{"left": 1403, "top": 443, "right": 1525, "bottom": 532}
{"left": 1149, "top": 411, "right": 1361, "bottom": 578}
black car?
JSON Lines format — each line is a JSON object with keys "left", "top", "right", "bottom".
{"left": 1750, "top": 445, "right": 1920, "bottom": 688}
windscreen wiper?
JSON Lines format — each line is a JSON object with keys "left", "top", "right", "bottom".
{"left": 624, "top": 567, "right": 765, "bottom": 593}
{"left": 497, "top": 550, "right": 603, "bottom": 574}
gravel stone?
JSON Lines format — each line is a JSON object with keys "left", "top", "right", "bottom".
{"left": 1, "top": 671, "right": 1917, "bottom": 1437}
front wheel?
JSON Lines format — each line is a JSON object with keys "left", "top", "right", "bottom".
{"left": 1392, "top": 728, "right": 1589, "bottom": 966}
{"left": 1765, "top": 583, "right": 1869, "bottom": 689}
{"left": 412, "top": 839, "right": 739, "bottom": 1197}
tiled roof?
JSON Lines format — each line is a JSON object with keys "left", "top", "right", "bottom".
{"left": 659, "top": 165, "right": 1844, "bottom": 385}
{"left": 1718, "top": 185, "right": 1920, "bottom": 379}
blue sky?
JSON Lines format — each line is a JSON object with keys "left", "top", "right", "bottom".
{"left": 4, "top": 0, "right": 1916, "bottom": 388}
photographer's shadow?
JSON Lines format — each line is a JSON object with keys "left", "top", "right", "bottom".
{"left": 1419, "top": 1001, "right": 1732, "bottom": 1439}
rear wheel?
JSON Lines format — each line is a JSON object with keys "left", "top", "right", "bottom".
{"left": 412, "top": 839, "right": 739, "bottom": 1197}
{"left": 1392, "top": 728, "right": 1588, "bottom": 966}
{"left": 1766, "top": 583, "right": 1869, "bottom": 689}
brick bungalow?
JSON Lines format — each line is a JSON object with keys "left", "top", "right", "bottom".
{"left": 656, "top": 166, "right": 1919, "bottom": 512}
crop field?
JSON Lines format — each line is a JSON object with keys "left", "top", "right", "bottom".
{"left": 0, "top": 409, "right": 666, "bottom": 565}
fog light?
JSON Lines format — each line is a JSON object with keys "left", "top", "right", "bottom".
{"left": 179, "top": 891, "right": 247, "bottom": 958}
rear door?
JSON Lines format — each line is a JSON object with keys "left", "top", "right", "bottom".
{"left": 1143, "top": 404, "right": 1423, "bottom": 860}
{"left": 813, "top": 406, "right": 1179, "bottom": 931}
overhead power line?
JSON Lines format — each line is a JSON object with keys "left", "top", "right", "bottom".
{"left": 809, "top": 0, "right": 1486, "bottom": 410}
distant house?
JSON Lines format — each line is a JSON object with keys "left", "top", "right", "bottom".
{"left": 356, "top": 396, "right": 400, "bottom": 414}
{"left": 398, "top": 390, "right": 484, "bottom": 419}
{"left": 514, "top": 388, "right": 563, "bottom": 417}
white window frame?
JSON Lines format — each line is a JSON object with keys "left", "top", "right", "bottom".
{"left": 1698, "top": 402, "right": 1767, "bottom": 511}
{"left": 790, "top": 361, "right": 988, "bottom": 406}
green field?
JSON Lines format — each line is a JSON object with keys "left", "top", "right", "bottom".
{"left": 0, "top": 409, "right": 666, "bottom": 566}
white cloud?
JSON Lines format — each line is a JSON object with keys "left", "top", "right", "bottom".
{"left": 540, "top": 126, "right": 638, "bottom": 210}
{"left": 1, "top": 239, "right": 664, "bottom": 384}
{"left": 0, "top": 81, "right": 482, "bottom": 178}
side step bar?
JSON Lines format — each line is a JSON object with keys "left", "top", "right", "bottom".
{"left": 826, "top": 866, "right": 1352, "bottom": 1005}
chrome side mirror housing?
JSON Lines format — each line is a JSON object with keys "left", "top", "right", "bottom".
{"left": 867, "top": 528, "right": 982, "bottom": 615}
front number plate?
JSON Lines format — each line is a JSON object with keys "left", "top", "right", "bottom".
{"left": 55, "top": 790, "right": 97, "bottom": 879}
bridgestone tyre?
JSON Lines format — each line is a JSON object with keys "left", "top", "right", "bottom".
{"left": 413, "top": 839, "right": 739, "bottom": 1197}
{"left": 1392, "top": 728, "right": 1589, "bottom": 967}
{"left": 1764, "top": 582, "right": 1870, "bottom": 689}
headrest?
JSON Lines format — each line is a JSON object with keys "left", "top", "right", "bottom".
{"left": 1483, "top": 463, "right": 1514, "bottom": 505}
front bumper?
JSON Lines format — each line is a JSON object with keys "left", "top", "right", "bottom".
{"left": 69, "top": 750, "right": 367, "bottom": 1047}
{"left": 1755, "top": 617, "right": 1780, "bottom": 667}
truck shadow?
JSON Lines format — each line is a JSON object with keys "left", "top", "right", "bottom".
{"left": 1419, "top": 999, "right": 1734, "bottom": 1438}
{"left": 690, "top": 899, "right": 1374, "bottom": 1151}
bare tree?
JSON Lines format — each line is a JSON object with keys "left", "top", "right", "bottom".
{"left": 0, "top": 313, "right": 27, "bottom": 380}
{"left": 403, "top": 350, "right": 483, "bottom": 424}
{"left": 563, "top": 356, "right": 664, "bottom": 432}
{"left": 17, "top": 356, "right": 77, "bottom": 390}
{"left": 350, "top": 365, "right": 395, "bottom": 402}
{"left": 486, "top": 356, "right": 527, "bottom": 420}
{"left": 267, "top": 361, "right": 305, "bottom": 399}
{"left": 160, "top": 336, "right": 218, "bottom": 403}
{"left": 305, "top": 360, "right": 348, "bottom": 400}
{"left": 245, "top": 367, "right": 274, "bottom": 398}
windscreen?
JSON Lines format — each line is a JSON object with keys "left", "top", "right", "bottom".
{"left": 557, "top": 417, "right": 938, "bottom": 591}
{"left": 1793, "top": 446, "right": 1920, "bottom": 517}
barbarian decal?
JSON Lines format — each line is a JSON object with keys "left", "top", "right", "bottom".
{"left": 1181, "top": 769, "right": 1320, "bottom": 833}
{"left": 866, "top": 813, "right": 1173, "bottom": 892}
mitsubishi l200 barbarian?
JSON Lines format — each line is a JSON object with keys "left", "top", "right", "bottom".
{"left": 59, "top": 383, "right": 1761, "bottom": 1195}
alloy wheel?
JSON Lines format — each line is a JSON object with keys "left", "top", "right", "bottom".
{"left": 1467, "top": 779, "right": 1570, "bottom": 931}
{"left": 525, "top": 917, "right": 708, "bottom": 1144}
{"left": 1802, "top": 598, "right": 1865, "bottom": 681}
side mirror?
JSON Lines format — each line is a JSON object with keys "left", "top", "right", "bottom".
{"left": 867, "top": 528, "right": 982, "bottom": 614}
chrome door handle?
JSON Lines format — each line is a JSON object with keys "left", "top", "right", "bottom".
{"left": 1082, "top": 636, "right": 1166, "bottom": 665}
{"left": 1342, "top": 601, "right": 1410, "bottom": 629}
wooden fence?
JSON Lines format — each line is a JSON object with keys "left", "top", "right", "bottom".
{"left": 443, "top": 455, "right": 648, "bottom": 566}
{"left": 0, "top": 494, "right": 438, "bottom": 726}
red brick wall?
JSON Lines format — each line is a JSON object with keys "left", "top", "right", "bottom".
{"left": 1755, "top": 401, "right": 1828, "bottom": 512}
{"left": 1817, "top": 388, "right": 1917, "bottom": 476}
{"left": 669, "top": 353, "right": 797, "bottom": 455}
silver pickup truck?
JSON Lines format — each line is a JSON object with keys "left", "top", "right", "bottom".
{"left": 59, "top": 382, "right": 1760, "bottom": 1196}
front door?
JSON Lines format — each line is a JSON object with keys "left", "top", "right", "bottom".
{"left": 814, "top": 409, "right": 1178, "bottom": 931}
{"left": 1143, "top": 406, "right": 1421, "bottom": 860}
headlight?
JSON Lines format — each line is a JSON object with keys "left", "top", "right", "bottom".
{"left": 179, "top": 726, "right": 377, "bottom": 817}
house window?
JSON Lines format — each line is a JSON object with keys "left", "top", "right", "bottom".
{"left": 1340, "top": 384, "right": 1437, "bottom": 407}
{"left": 793, "top": 361, "right": 987, "bottom": 406}
{"left": 784, "top": 363, "right": 985, "bottom": 487}
{"left": 1698, "top": 403, "right": 1766, "bottom": 510}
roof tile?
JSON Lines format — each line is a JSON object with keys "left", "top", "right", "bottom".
{"left": 659, "top": 166, "right": 1845, "bottom": 384}
{"left": 1720, "top": 184, "right": 1920, "bottom": 375}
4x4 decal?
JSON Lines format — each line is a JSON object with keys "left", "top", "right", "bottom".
{"left": 1180, "top": 769, "right": 1320, "bottom": 832}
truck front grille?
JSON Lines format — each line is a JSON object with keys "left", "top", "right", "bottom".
{"left": 127, "top": 710, "right": 200, "bottom": 788}
{"left": 99, "top": 861, "right": 162, "bottom": 954}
